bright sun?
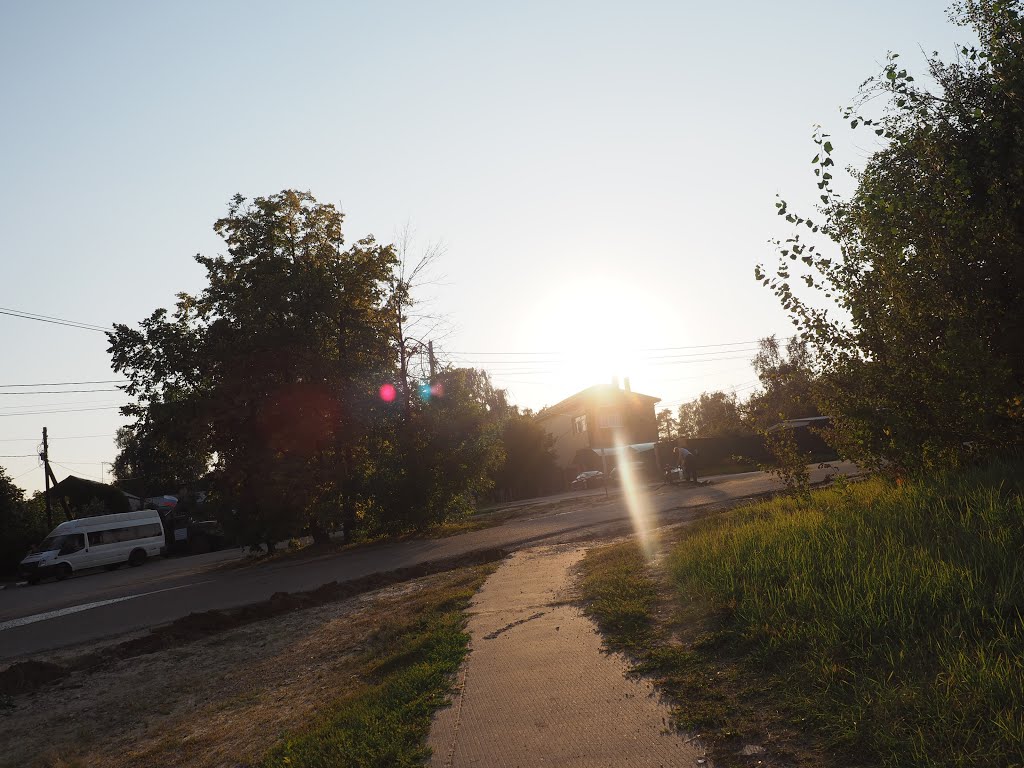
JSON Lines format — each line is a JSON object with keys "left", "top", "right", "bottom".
{"left": 538, "top": 275, "right": 653, "bottom": 393}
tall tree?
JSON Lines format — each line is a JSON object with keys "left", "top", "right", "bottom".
{"left": 756, "top": 0, "right": 1024, "bottom": 470}
{"left": 491, "top": 409, "right": 560, "bottom": 500}
{"left": 677, "top": 391, "right": 748, "bottom": 438}
{"left": 368, "top": 367, "right": 505, "bottom": 532}
{"left": 746, "top": 335, "right": 820, "bottom": 430}
{"left": 109, "top": 191, "right": 400, "bottom": 550}
{"left": 656, "top": 407, "right": 679, "bottom": 442}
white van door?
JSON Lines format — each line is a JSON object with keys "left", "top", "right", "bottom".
{"left": 85, "top": 530, "right": 122, "bottom": 567}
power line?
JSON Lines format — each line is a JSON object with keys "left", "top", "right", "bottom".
{"left": 0, "top": 388, "right": 123, "bottom": 395}
{"left": 0, "top": 379, "right": 126, "bottom": 388}
{"left": 449, "top": 349, "right": 765, "bottom": 369}
{"left": 473, "top": 355, "right": 758, "bottom": 376}
{"left": 447, "top": 337, "right": 793, "bottom": 356}
{"left": 0, "top": 405, "right": 124, "bottom": 418}
{"left": 0, "top": 306, "right": 110, "bottom": 333}
{"left": 0, "top": 399, "right": 126, "bottom": 412}
{"left": 51, "top": 461, "right": 102, "bottom": 480}
{"left": 0, "top": 453, "right": 36, "bottom": 458}
{"left": 10, "top": 465, "right": 40, "bottom": 481}
{"left": 0, "top": 433, "right": 117, "bottom": 442}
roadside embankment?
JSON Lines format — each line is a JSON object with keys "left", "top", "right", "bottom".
{"left": 580, "top": 462, "right": 1024, "bottom": 768}
{"left": 0, "top": 555, "right": 506, "bottom": 768}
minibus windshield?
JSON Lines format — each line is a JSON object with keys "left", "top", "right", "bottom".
{"left": 33, "top": 534, "right": 78, "bottom": 553}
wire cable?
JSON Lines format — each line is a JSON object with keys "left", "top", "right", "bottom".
{"left": 0, "top": 405, "right": 124, "bottom": 418}
{"left": 0, "top": 388, "right": 124, "bottom": 395}
{"left": 10, "top": 465, "right": 41, "bottom": 481}
{"left": 0, "top": 307, "right": 109, "bottom": 333}
{"left": 0, "top": 433, "right": 117, "bottom": 442}
{"left": 0, "top": 379, "right": 127, "bottom": 388}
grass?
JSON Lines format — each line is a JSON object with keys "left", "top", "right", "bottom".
{"left": 580, "top": 460, "right": 1024, "bottom": 767}
{"left": 259, "top": 566, "right": 493, "bottom": 768}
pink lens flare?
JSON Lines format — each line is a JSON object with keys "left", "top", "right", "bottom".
{"left": 379, "top": 383, "right": 397, "bottom": 402}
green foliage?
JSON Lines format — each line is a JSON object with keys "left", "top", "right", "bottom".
{"left": 110, "top": 190, "right": 399, "bottom": 548}
{"left": 757, "top": 1, "right": 1024, "bottom": 472}
{"left": 677, "top": 391, "right": 749, "bottom": 439}
{"left": 367, "top": 368, "right": 505, "bottom": 533}
{"left": 670, "top": 463, "right": 1024, "bottom": 767}
{"left": 109, "top": 190, "right": 501, "bottom": 547}
{"left": 0, "top": 474, "right": 47, "bottom": 577}
{"left": 260, "top": 570, "right": 487, "bottom": 768}
{"left": 758, "top": 426, "right": 812, "bottom": 500}
{"left": 656, "top": 407, "right": 678, "bottom": 442}
{"left": 745, "top": 335, "right": 820, "bottom": 430}
{"left": 490, "top": 409, "right": 560, "bottom": 500}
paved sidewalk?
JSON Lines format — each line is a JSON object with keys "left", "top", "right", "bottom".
{"left": 428, "top": 545, "right": 707, "bottom": 767}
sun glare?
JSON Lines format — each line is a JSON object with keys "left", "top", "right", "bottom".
{"left": 541, "top": 276, "right": 654, "bottom": 392}
{"left": 612, "top": 429, "right": 657, "bottom": 560}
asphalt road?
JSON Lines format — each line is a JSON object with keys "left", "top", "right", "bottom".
{"left": 0, "top": 463, "right": 854, "bottom": 662}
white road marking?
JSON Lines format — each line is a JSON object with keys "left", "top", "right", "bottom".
{"left": 0, "top": 581, "right": 214, "bottom": 632}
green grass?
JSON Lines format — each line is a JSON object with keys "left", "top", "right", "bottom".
{"left": 260, "top": 567, "right": 492, "bottom": 768}
{"left": 581, "top": 460, "right": 1024, "bottom": 767}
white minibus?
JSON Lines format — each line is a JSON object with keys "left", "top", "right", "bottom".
{"left": 18, "top": 510, "right": 165, "bottom": 584}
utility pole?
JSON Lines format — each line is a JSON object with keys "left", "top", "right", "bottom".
{"left": 427, "top": 340, "right": 436, "bottom": 382}
{"left": 40, "top": 426, "right": 70, "bottom": 524}
{"left": 41, "top": 427, "right": 51, "bottom": 530}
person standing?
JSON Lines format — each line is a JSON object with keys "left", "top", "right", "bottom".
{"left": 680, "top": 447, "right": 697, "bottom": 483}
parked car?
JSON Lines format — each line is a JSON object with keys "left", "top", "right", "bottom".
{"left": 570, "top": 470, "right": 605, "bottom": 490}
{"left": 18, "top": 509, "right": 165, "bottom": 584}
{"left": 609, "top": 461, "right": 648, "bottom": 484}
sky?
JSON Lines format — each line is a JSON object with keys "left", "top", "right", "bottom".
{"left": 1, "top": 1, "right": 972, "bottom": 493}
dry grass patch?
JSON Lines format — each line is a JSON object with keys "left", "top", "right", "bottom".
{"left": 2, "top": 567, "right": 492, "bottom": 768}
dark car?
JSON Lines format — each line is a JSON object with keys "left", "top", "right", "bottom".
{"left": 570, "top": 470, "right": 605, "bottom": 490}
{"left": 609, "top": 461, "right": 648, "bottom": 485}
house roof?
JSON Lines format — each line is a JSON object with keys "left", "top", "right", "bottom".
{"left": 536, "top": 384, "right": 660, "bottom": 421}
{"left": 48, "top": 475, "right": 136, "bottom": 515}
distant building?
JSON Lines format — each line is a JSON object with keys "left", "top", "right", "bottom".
{"left": 536, "top": 378, "right": 660, "bottom": 476}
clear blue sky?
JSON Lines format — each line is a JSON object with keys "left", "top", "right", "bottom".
{"left": 1, "top": 1, "right": 971, "bottom": 493}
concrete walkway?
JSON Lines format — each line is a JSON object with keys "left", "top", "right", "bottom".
{"left": 428, "top": 545, "right": 706, "bottom": 767}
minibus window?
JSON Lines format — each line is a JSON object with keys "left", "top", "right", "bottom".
{"left": 88, "top": 523, "right": 162, "bottom": 545}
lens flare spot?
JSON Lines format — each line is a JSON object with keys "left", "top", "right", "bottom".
{"left": 379, "top": 383, "right": 397, "bottom": 402}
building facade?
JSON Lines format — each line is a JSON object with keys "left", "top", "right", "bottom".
{"left": 535, "top": 379, "right": 660, "bottom": 474}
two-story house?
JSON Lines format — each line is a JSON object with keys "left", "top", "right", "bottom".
{"left": 535, "top": 378, "right": 660, "bottom": 474}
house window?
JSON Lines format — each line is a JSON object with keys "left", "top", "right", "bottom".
{"left": 573, "top": 415, "right": 588, "bottom": 434}
{"left": 597, "top": 408, "right": 623, "bottom": 429}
